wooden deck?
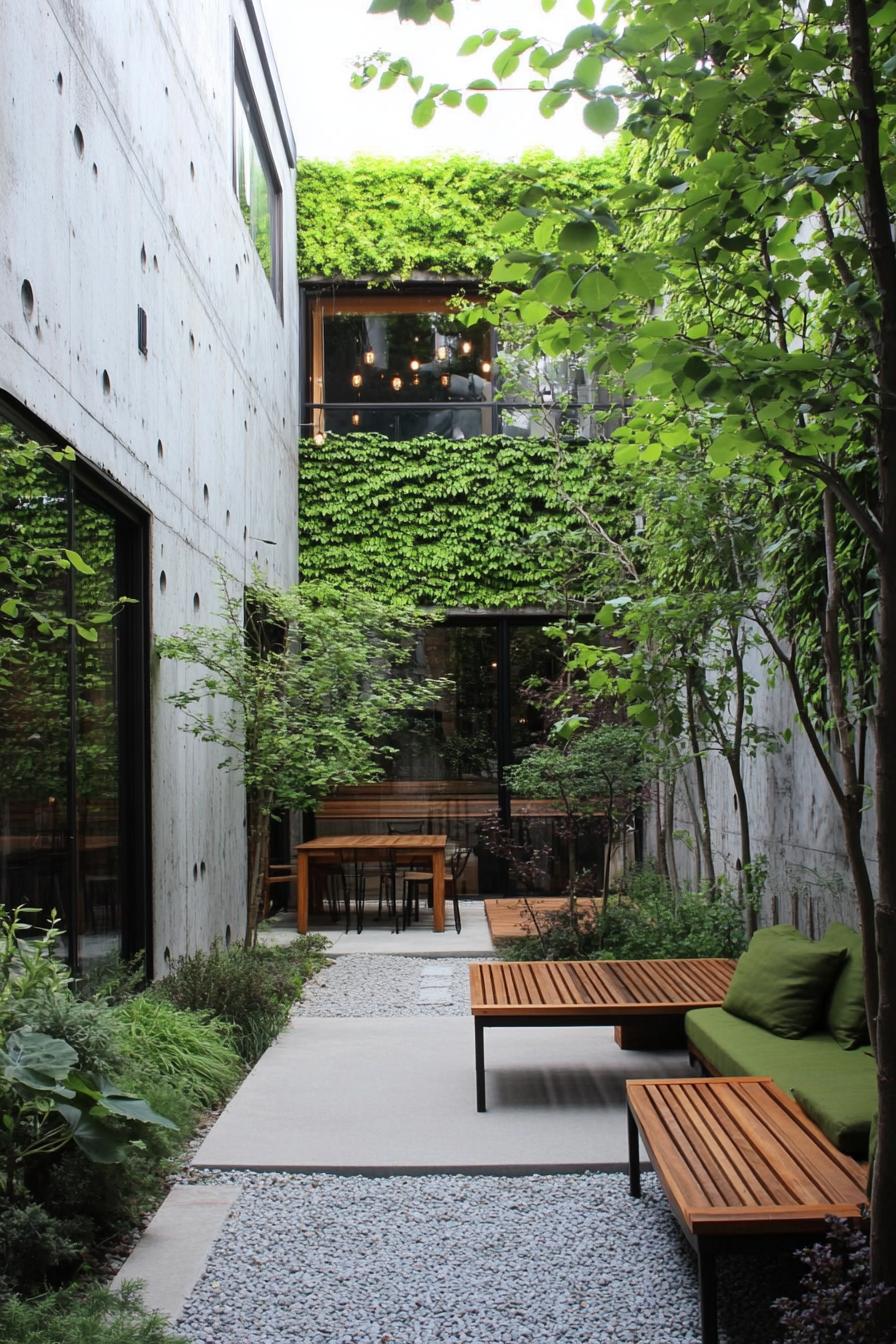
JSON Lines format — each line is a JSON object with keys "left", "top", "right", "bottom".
{"left": 483, "top": 897, "right": 596, "bottom": 942}
{"left": 627, "top": 1076, "right": 868, "bottom": 1343}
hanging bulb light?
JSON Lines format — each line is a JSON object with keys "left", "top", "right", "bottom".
{"left": 440, "top": 373, "right": 450, "bottom": 387}
{"left": 481, "top": 361, "right": 492, "bottom": 375}
{"left": 412, "top": 375, "right": 420, "bottom": 387}
{"left": 313, "top": 432, "right": 326, "bottom": 446}
{"left": 351, "top": 372, "right": 363, "bottom": 388}
{"left": 409, "top": 358, "right": 420, "bottom": 372}
{"left": 461, "top": 340, "right": 472, "bottom": 355}
{"left": 391, "top": 375, "right": 403, "bottom": 392}
{"left": 363, "top": 349, "right": 375, "bottom": 365}
{"left": 436, "top": 344, "right": 448, "bottom": 362}
{"left": 351, "top": 413, "right": 361, "bottom": 427}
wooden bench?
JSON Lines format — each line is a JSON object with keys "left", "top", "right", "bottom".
{"left": 626, "top": 1075, "right": 868, "bottom": 1344}
{"left": 468, "top": 958, "right": 736, "bottom": 1112}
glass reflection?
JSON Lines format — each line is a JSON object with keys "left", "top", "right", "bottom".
{"left": 75, "top": 493, "right": 121, "bottom": 966}
{"left": 0, "top": 444, "right": 71, "bottom": 954}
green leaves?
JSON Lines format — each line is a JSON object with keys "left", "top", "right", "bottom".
{"left": 557, "top": 219, "right": 600, "bottom": 252}
{"left": 411, "top": 98, "right": 436, "bottom": 127}
{"left": 613, "top": 254, "right": 664, "bottom": 301}
{"left": 583, "top": 97, "right": 619, "bottom": 134}
{"left": 577, "top": 270, "right": 618, "bottom": 311}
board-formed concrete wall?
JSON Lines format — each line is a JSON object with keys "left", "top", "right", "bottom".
{"left": 651, "top": 642, "right": 877, "bottom": 938}
{"left": 0, "top": 0, "right": 299, "bottom": 974}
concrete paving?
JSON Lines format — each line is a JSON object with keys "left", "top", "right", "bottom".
{"left": 111, "top": 1185, "right": 239, "bottom": 1319}
{"left": 259, "top": 901, "right": 495, "bottom": 957}
{"left": 191, "top": 1016, "right": 693, "bottom": 1173}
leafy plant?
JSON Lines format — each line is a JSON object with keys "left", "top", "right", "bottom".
{"left": 774, "top": 1219, "right": 896, "bottom": 1344}
{"left": 0, "top": 1282, "right": 189, "bottom": 1343}
{"left": 501, "top": 865, "right": 746, "bottom": 963}
{"left": 0, "top": 1028, "right": 176, "bottom": 1197}
{"left": 300, "top": 433, "right": 636, "bottom": 609}
{"left": 112, "top": 997, "right": 242, "bottom": 1109}
{"left": 297, "top": 151, "right": 625, "bottom": 281}
{"left": 154, "top": 938, "right": 328, "bottom": 1064}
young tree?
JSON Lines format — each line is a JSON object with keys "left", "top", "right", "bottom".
{"left": 364, "top": 0, "right": 896, "bottom": 1314}
{"left": 156, "top": 568, "right": 447, "bottom": 946}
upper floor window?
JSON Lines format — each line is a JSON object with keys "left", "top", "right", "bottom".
{"left": 234, "top": 40, "right": 282, "bottom": 308}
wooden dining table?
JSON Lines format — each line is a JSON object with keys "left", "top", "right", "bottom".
{"left": 294, "top": 834, "right": 448, "bottom": 933}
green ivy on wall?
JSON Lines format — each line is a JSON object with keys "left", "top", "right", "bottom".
{"left": 297, "top": 150, "right": 626, "bottom": 281}
{"left": 298, "top": 433, "right": 634, "bottom": 609}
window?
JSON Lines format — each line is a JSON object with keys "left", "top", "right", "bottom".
{"left": 234, "top": 40, "right": 282, "bottom": 307}
{"left": 0, "top": 412, "right": 149, "bottom": 972}
{"left": 306, "top": 291, "right": 629, "bottom": 442}
{"left": 308, "top": 294, "right": 498, "bottom": 441}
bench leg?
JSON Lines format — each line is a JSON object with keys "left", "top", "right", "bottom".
{"left": 475, "top": 1017, "right": 486, "bottom": 1112}
{"left": 697, "top": 1241, "right": 718, "bottom": 1344}
{"left": 627, "top": 1104, "right": 641, "bottom": 1196}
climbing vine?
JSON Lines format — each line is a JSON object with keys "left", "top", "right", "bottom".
{"left": 297, "top": 149, "right": 626, "bottom": 281}
{"left": 298, "top": 432, "right": 635, "bottom": 608}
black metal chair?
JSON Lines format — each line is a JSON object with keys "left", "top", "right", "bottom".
{"left": 401, "top": 846, "right": 472, "bottom": 934}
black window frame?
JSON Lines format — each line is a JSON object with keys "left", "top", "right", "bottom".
{"left": 0, "top": 394, "right": 151, "bottom": 976}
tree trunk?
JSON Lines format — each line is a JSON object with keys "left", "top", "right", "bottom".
{"left": 727, "top": 757, "right": 756, "bottom": 934}
{"left": 664, "top": 771, "right": 680, "bottom": 896}
{"left": 245, "top": 790, "right": 273, "bottom": 948}
{"left": 846, "top": 0, "right": 896, "bottom": 1315}
{"left": 685, "top": 669, "right": 717, "bottom": 891}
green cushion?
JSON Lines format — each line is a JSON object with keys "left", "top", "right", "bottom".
{"left": 722, "top": 925, "right": 846, "bottom": 1038}
{"left": 820, "top": 922, "right": 869, "bottom": 1049}
{"left": 686, "top": 1006, "right": 877, "bottom": 1158}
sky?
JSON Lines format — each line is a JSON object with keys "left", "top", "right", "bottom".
{"left": 262, "top": 0, "right": 608, "bottom": 162}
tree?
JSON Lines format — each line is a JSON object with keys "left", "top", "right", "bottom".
{"left": 363, "top": 0, "right": 896, "bottom": 1316}
{"left": 156, "top": 568, "right": 448, "bottom": 946}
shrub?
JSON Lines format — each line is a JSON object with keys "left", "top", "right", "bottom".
{"left": 113, "top": 996, "right": 242, "bottom": 1109}
{"left": 155, "top": 937, "right": 329, "bottom": 1064}
{"left": 501, "top": 865, "right": 747, "bottom": 962}
{"left": 6, "top": 990, "right": 124, "bottom": 1078}
{"left": 0, "top": 1282, "right": 189, "bottom": 1343}
{"left": 0, "top": 1198, "right": 84, "bottom": 1299}
{"left": 774, "top": 1219, "right": 895, "bottom": 1343}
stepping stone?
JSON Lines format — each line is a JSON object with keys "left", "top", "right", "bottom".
{"left": 419, "top": 965, "right": 453, "bottom": 979}
{"left": 417, "top": 987, "right": 452, "bottom": 1004}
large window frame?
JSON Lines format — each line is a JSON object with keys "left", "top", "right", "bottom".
{"left": 233, "top": 33, "right": 283, "bottom": 313}
{"left": 0, "top": 398, "right": 151, "bottom": 974}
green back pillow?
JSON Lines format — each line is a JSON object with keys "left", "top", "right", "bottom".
{"left": 723, "top": 925, "right": 846, "bottom": 1039}
{"left": 820, "top": 922, "right": 869, "bottom": 1049}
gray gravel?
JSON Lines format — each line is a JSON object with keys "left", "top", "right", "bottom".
{"left": 177, "top": 1170, "right": 794, "bottom": 1344}
{"left": 294, "top": 956, "right": 483, "bottom": 1018}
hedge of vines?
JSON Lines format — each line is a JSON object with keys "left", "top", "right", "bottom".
{"left": 298, "top": 433, "right": 633, "bottom": 608}
{"left": 296, "top": 149, "right": 626, "bottom": 281}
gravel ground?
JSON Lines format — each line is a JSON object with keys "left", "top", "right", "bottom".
{"left": 293, "top": 955, "right": 484, "bottom": 1018}
{"left": 177, "top": 1170, "right": 796, "bottom": 1344}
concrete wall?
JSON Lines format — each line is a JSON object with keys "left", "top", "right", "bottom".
{"left": 0, "top": 0, "right": 299, "bottom": 974}
{"left": 651, "top": 642, "right": 877, "bottom": 938}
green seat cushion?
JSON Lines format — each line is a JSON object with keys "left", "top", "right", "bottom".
{"left": 820, "top": 922, "right": 869, "bottom": 1049}
{"left": 722, "top": 925, "right": 845, "bottom": 1038}
{"left": 686, "top": 1007, "right": 876, "bottom": 1158}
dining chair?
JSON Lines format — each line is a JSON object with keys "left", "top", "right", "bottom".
{"left": 401, "top": 846, "right": 472, "bottom": 935}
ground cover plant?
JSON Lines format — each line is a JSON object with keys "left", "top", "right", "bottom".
{"left": 0, "top": 1282, "right": 188, "bottom": 1344}
{"left": 154, "top": 937, "right": 330, "bottom": 1065}
{"left": 500, "top": 863, "right": 747, "bottom": 963}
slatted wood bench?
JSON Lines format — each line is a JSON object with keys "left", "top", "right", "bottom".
{"left": 468, "top": 958, "right": 736, "bottom": 1112}
{"left": 626, "top": 1076, "right": 868, "bottom": 1344}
